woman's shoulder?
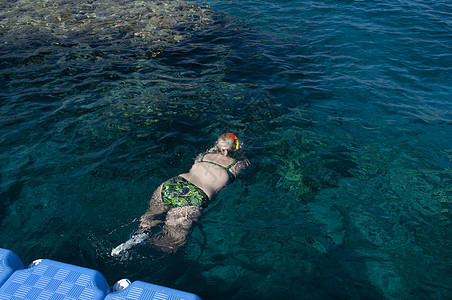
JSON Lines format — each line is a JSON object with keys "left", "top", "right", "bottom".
{"left": 205, "top": 152, "right": 235, "bottom": 164}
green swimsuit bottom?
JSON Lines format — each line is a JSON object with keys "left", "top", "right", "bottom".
{"left": 161, "top": 176, "right": 209, "bottom": 208}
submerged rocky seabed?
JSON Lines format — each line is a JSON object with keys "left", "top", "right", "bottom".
{"left": 0, "top": 0, "right": 249, "bottom": 142}
{"left": 0, "top": 0, "right": 214, "bottom": 48}
{"left": 188, "top": 124, "right": 451, "bottom": 299}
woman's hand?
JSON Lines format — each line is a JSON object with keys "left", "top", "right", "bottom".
{"left": 244, "top": 159, "right": 251, "bottom": 167}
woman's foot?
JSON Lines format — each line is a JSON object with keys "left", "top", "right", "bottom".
{"left": 111, "top": 233, "right": 149, "bottom": 257}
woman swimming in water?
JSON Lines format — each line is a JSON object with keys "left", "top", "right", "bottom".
{"left": 111, "top": 133, "right": 250, "bottom": 256}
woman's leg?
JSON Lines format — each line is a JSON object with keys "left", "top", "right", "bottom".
{"left": 111, "top": 184, "right": 169, "bottom": 257}
{"left": 139, "top": 184, "right": 169, "bottom": 232}
{"left": 151, "top": 206, "right": 202, "bottom": 253}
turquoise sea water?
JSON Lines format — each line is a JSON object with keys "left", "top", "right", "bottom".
{"left": 1, "top": 0, "right": 451, "bottom": 299}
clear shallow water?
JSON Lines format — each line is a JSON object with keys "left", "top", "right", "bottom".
{"left": 1, "top": 0, "right": 451, "bottom": 299}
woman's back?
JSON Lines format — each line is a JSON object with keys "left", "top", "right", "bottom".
{"left": 180, "top": 153, "right": 236, "bottom": 198}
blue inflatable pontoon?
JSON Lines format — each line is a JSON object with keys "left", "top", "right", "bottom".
{"left": 0, "top": 249, "right": 24, "bottom": 287}
{"left": 0, "top": 248, "right": 201, "bottom": 300}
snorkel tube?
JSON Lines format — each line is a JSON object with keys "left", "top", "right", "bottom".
{"left": 226, "top": 132, "right": 240, "bottom": 150}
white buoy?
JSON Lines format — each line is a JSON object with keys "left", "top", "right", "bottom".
{"left": 112, "top": 278, "right": 132, "bottom": 292}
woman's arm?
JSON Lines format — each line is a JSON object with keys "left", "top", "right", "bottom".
{"left": 229, "top": 151, "right": 251, "bottom": 177}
